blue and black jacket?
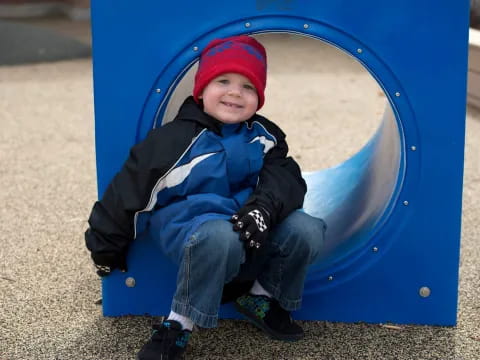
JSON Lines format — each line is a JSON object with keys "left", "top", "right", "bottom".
{"left": 85, "top": 96, "right": 306, "bottom": 273}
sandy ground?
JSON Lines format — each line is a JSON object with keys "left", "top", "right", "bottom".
{"left": 1, "top": 34, "right": 479, "bottom": 359}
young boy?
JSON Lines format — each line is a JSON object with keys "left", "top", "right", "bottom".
{"left": 85, "top": 35, "right": 326, "bottom": 360}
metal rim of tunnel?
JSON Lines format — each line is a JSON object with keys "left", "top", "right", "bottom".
{"left": 136, "top": 15, "right": 420, "bottom": 291}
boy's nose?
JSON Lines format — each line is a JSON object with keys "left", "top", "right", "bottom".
{"left": 227, "top": 86, "right": 241, "bottom": 96}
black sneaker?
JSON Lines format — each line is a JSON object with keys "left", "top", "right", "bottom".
{"left": 234, "top": 294, "right": 304, "bottom": 341}
{"left": 137, "top": 319, "right": 191, "bottom": 360}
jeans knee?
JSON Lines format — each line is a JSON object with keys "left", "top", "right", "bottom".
{"left": 280, "top": 211, "right": 326, "bottom": 260}
{"left": 295, "top": 232, "right": 322, "bottom": 262}
{"left": 193, "top": 220, "right": 244, "bottom": 273}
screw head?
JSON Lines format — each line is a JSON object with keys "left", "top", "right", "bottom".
{"left": 411, "top": 145, "right": 417, "bottom": 151}
{"left": 403, "top": 200, "right": 409, "bottom": 206}
{"left": 193, "top": 46, "right": 199, "bottom": 51}
{"left": 155, "top": 88, "right": 161, "bottom": 93}
{"left": 419, "top": 286, "right": 431, "bottom": 298}
{"left": 357, "top": 48, "right": 363, "bottom": 54}
{"left": 372, "top": 246, "right": 379, "bottom": 252}
{"left": 303, "top": 24, "right": 309, "bottom": 29}
{"left": 395, "top": 92, "right": 401, "bottom": 97}
{"left": 245, "top": 22, "right": 251, "bottom": 28}
{"left": 125, "top": 277, "right": 136, "bottom": 288}
{"left": 328, "top": 275, "right": 334, "bottom": 281}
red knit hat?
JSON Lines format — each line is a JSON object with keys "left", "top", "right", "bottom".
{"left": 193, "top": 35, "right": 267, "bottom": 110}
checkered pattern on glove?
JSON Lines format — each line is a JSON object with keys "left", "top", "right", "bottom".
{"left": 247, "top": 209, "right": 268, "bottom": 232}
{"left": 231, "top": 206, "right": 271, "bottom": 250}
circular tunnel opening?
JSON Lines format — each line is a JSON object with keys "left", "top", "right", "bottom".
{"left": 154, "top": 32, "right": 403, "bottom": 285}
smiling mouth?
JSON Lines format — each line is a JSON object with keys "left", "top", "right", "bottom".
{"left": 221, "top": 101, "right": 243, "bottom": 109}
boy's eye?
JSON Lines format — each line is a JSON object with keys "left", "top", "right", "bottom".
{"left": 217, "top": 79, "right": 229, "bottom": 84}
{"left": 243, "top": 84, "right": 255, "bottom": 91}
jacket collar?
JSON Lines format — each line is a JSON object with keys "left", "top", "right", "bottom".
{"left": 174, "top": 96, "right": 223, "bottom": 135}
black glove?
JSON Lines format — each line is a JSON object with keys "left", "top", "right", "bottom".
{"left": 91, "top": 252, "right": 128, "bottom": 277}
{"left": 231, "top": 205, "right": 271, "bottom": 251}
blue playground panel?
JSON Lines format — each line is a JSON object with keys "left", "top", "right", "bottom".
{"left": 91, "top": 0, "right": 470, "bottom": 325}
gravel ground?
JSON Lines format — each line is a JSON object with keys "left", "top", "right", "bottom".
{"left": 0, "top": 34, "right": 479, "bottom": 360}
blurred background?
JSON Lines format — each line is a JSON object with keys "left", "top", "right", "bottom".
{"left": 0, "top": 0, "right": 90, "bottom": 21}
{"left": 0, "top": 0, "right": 479, "bottom": 109}
{"left": 0, "top": 0, "right": 91, "bottom": 66}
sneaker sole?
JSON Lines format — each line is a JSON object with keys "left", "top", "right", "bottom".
{"left": 234, "top": 302, "right": 304, "bottom": 342}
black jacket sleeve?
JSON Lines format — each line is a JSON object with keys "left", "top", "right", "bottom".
{"left": 85, "top": 122, "right": 197, "bottom": 263}
{"left": 244, "top": 116, "right": 307, "bottom": 225}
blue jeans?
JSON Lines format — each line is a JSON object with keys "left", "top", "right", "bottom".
{"left": 170, "top": 211, "right": 326, "bottom": 328}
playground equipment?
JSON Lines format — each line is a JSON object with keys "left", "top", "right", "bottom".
{"left": 91, "top": 0, "right": 470, "bottom": 325}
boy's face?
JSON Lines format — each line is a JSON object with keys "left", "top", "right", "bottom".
{"left": 200, "top": 73, "right": 258, "bottom": 124}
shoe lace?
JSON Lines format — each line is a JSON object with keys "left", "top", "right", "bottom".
{"left": 151, "top": 321, "right": 181, "bottom": 358}
{"left": 175, "top": 331, "right": 191, "bottom": 348}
